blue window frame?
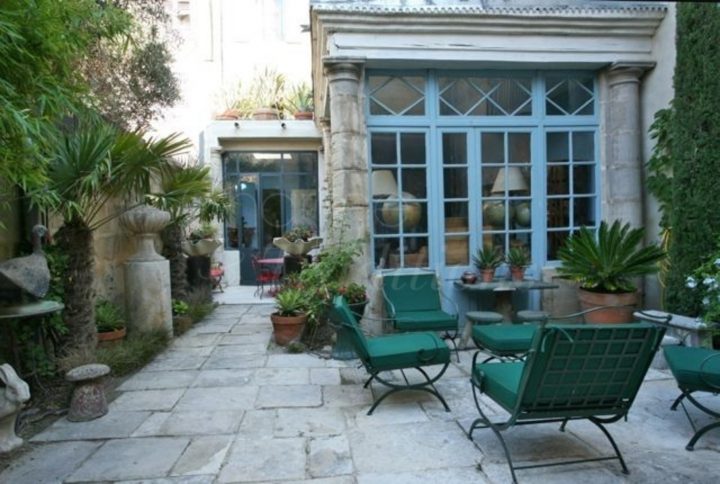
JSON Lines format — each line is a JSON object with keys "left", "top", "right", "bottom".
{"left": 366, "top": 70, "right": 599, "bottom": 274}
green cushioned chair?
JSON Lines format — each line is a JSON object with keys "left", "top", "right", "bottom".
{"left": 329, "top": 295, "right": 451, "bottom": 415}
{"left": 382, "top": 271, "right": 459, "bottom": 361}
{"left": 468, "top": 322, "right": 666, "bottom": 483}
{"left": 663, "top": 345, "right": 720, "bottom": 450}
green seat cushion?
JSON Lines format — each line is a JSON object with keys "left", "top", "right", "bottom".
{"left": 473, "top": 361, "right": 524, "bottom": 411}
{"left": 367, "top": 332, "right": 450, "bottom": 371}
{"left": 395, "top": 310, "right": 457, "bottom": 332}
{"left": 472, "top": 324, "right": 537, "bottom": 354}
{"left": 466, "top": 311, "right": 504, "bottom": 324}
{"left": 664, "top": 345, "right": 720, "bottom": 392}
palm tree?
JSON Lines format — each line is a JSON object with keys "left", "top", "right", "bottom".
{"left": 41, "top": 119, "right": 191, "bottom": 353}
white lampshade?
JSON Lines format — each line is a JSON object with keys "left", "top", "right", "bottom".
{"left": 372, "top": 170, "right": 399, "bottom": 197}
{"left": 491, "top": 166, "right": 528, "bottom": 194}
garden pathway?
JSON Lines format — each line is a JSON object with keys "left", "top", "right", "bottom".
{"left": 2, "top": 303, "right": 720, "bottom": 483}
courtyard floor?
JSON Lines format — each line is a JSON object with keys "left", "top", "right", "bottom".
{"left": 2, "top": 302, "right": 720, "bottom": 483}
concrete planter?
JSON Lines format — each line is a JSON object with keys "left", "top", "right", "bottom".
{"left": 272, "top": 237, "right": 322, "bottom": 257}
{"left": 182, "top": 239, "right": 221, "bottom": 257}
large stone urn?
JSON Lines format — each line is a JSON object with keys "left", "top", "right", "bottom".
{"left": 120, "top": 205, "right": 173, "bottom": 336}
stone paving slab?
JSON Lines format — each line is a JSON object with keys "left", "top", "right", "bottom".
{"left": 357, "top": 466, "right": 488, "bottom": 484}
{"left": 0, "top": 441, "right": 101, "bottom": 483}
{"left": 256, "top": 384, "right": 323, "bottom": 408}
{"left": 144, "top": 355, "right": 208, "bottom": 372}
{"left": 191, "top": 368, "right": 253, "bottom": 388}
{"left": 171, "top": 333, "right": 222, "bottom": 348}
{"left": 308, "top": 435, "right": 353, "bottom": 478}
{"left": 117, "top": 476, "right": 215, "bottom": 484}
{"left": 118, "top": 370, "right": 199, "bottom": 391}
{"left": 132, "top": 410, "right": 243, "bottom": 437}
{"left": 175, "top": 386, "right": 259, "bottom": 411}
{"left": 66, "top": 437, "right": 189, "bottom": 482}
{"left": 310, "top": 368, "right": 342, "bottom": 385}
{"left": 219, "top": 333, "right": 271, "bottom": 345}
{"left": 31, "top": 411, "right": 151, "bottom": 442}
{"left": 253, "top": 367, "right": 310, "bottom": 385}
{"left": 218, "top": 437, "right": 306, "bottom": 482}
{"left": 275, "top": 407, "right": 347, "bottom": 437}
{"left": 109, "top": 388, "right": 186, "bottom": 412}
{"left": 170, "top": 435, "right": 234, "bottom": 476}
{"left": 203, "top": 353, "right": 267, "bottom": 369}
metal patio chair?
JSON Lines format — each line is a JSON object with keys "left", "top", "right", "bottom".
{"left": 329, "top": 295, "right": 451, "bottom": 415}
{"left": 382, "top": 270, "right": 460, "bottom": 361}
{"left": 467, "top": 322, "right": 666, "bottom": 483}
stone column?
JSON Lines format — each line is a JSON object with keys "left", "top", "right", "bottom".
{"left": 120, "top": 205, "right": 173, "bottom": 336}
{"left": 604, "top": 62, "right": 654, "bottom": 228}
{"left": 319, "top": 117, "right": 333, "bottom": 234}
{"left": 324, "top": 61, "right": 368, "bottom": 247}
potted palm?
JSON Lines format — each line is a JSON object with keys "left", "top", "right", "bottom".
{"left": 96, "top": 300, "right": 126, "bottom": 347}
{"left": 270, "top": 287, "right": 308, "bottom": 346}
{"left": 287, "top": 82, "right": 314, "bottom": 120}
{"left": 506, "top": 247, "right": 530, "bottom": 281}
{"left": 557, "top": 220, "right": 665, "bottom": 323}
{"left": 473, "top": 247, "right": 503, "bottom": 282}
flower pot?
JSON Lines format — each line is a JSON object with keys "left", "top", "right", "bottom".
{"left": 270, "top": 312, "right": 308, "bottom": 346}
{"left": 293, "top": 111, "right": 314, "bottom": 120}
{"left": 97, "top": 327, "right": 126, "bottom": 348}
{"left": 578, "top": 289, "right": 638, "bottom": 324}
{"left": 480, "top": 269, "right": 495, "bottom": 283}
{"left": 251, "top": 108, "right": 280, "bottom": 120}
{"left": 510, "top": 266, "right": 525, "bottom": 282}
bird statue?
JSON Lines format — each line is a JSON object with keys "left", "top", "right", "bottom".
{"left": 0, "top": 225, "right": 50, "bottom": 304}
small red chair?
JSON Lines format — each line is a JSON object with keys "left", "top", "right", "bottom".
{"left": 210, "top": 263, "right": 224, "bottom": 292}
{"left": 251, "top": 256, "right": 281, "bottom": 298}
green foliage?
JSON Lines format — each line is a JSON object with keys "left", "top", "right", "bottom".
{"left": 187, "top": 302, "right": 215, "bottom": 323}
{"left": 472, "top": 247, "right": 503, "bottom": 270}
{"left": 665, "top": 3, "right": 720, "bottom": 317}
{"left": 287, "top": 82, "right": 314, "bottom": 113}
{"left": 684, "top": 241, "right": 720, "bottom": 324}
{"left": 95, "top": 300, "right": 126, "bottom": 332}
{"left": 506, "top": 247, "right": 530, "bottom": 268}
{"left": 646, "top": 108, "right": 674, "bottom": 233}
{"left": 172, "top": 299, "right": 189, "bottom": 315}
{"left": 557, "top": 220, "right": 665, "bottom": 294}
{"left": 220, "top": 67, "right": 289, "bottom": 118}
{"left": 282, "top": 225, "right": 315, "bottom": 242}
{"left": 96, "top": 329, "right": 169, "bottom": 377}
{"left": 274, "top": 288, "right": 306, "bottom": 317}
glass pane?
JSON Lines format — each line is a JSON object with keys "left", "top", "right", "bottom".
{"left": 370, "top": 77, "right": 425, "bottom": 116}
{"left": 547, "top": 231, "right": 569, "bottom": 260}
{"left": 373, "top": 201, "right": 399, "bottom": 234}
{"left": 547, "top": 132, "right": 569, "bottom": 163}
{"left": 402, "top": 168, "right": 427, "bottom": 198}
{"left": 485, "top": 232, "right": 507, "bottom": 255}
{"left": 573, "top": 165, "right": 594, "bottom": 194}
{"left": 402, "top": 237, "right": 429, "bottom": 268}
{"left": 510, "top": 235, "right": 532, "bottom": 261}
{"left": 481, "top": 166, "right": 501, "bottom": 197}
{"left": 371, "top": 133, "right": 397, "bottom": 165}
{"left": 547, "top": 198, "right": 569, "bottom": 228}
{"left": 446, "top": 235, "right": 469, "bottom": 266}
{"left": 573, "top": 197, "right": 596, "bottom": 226}
{"left": 487, "top": 79, "right": 532, "bottom": 116}
{"left": 492, "top": 166, "right": 530, "bottom": 195}
{"left": 439, "top": 78, "right": 480, "bottom": 115}
{"left": 546, "top": 77, "right": 594, "bottom": 116}
{"left": 483, "top": 200, "right": 508, "bottom": 229}
{"left": 547, "top": 165, "right": 569, "bottom": 195}
{"left": 481, "top": 132, "right": 504, "bottom": 164}
{"left": 509, "top": 133, "right": 531, "bottom": 164}
{"left": 443, "top": 133, "right": 467, "bottom": 164}
{"left": 375, "top": 237, "right": 400, "bottom": 268}
{"left": 445, "top": 202, "right": 469, "bottom": 232}
{"left": 401, "top": 133, "right": 426, "bottom": 164}
{"left": 444, "top": 167, "right": 467, "bottom": 198}
{"left": 572, "top": 132, "right": 594, "bottom": 162}
{"left": 511, "top": 200, "right": 532, "bottom": 228}
{"left": 404, "top": 201, "right": 427, "bottom": 233}
{"left": 371, "top": 169, "right": 399, "bottom": 198}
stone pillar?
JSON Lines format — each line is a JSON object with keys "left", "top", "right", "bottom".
{"left": 319, "top": 117, "right": 333, "bottom": 233}
{"left": 120, "top": 205, "right": 173, "bottom": 336}
{"left": 604, "top": 62, "right": 654, "bottom": 228}
{"left": 324, "top": 61, "right": 368, "bottom": 248}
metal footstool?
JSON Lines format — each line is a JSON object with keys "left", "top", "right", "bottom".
{"left": 515, "top": 309, "right": 550, "bottom": 324}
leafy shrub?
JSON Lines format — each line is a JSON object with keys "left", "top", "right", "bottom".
{"left": 95, "top": 300, "right": 125, "bottom": 332}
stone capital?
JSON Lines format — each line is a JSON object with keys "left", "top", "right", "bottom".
{"left": 607, "top": 62, "right": 655, "bottom": 87}
{"left": 323, "top": 59, "right": 363, "bottom": 84}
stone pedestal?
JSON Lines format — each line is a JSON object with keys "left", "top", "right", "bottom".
{"left": 66, "top": 364, "right": 110, "bottom": 422}
{"left": 120, "top": 206, "right": 173, "bottom": 336}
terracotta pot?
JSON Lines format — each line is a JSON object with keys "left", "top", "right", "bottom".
{"left": 97, "top": 327, "right": 126, "bottom": 348}
{"left": 270, "top": 313, "right": 308, "bottom": 346}
{"left": 510, "top": 266, "right": 525, "bottom": 282}
{"left": 251, "top": 108, "right": 280, "bottom": 120}
{"left": 578, "top": 289, "right": 638, "bottom": 324}
{"left": 480, "top": 269, "right": 495, "bottom": 283}
{"left": 293, "top": 111, "right": 314, "bottom": 120}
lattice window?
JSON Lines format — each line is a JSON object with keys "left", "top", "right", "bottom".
{"left": 545, "top": 76, "right": 595, "bottom": 116}
{"left": 368, "top": 76, "right": 425, "bottom": 116}
{"left": 438, "top": 77, "right": 532, "bottom": 116}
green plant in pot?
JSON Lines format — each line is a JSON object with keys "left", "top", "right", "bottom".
{"left": 96, "top": 300, "right": 126, "bottom": 347}
{"left": 271, "top": 287, "right": 308, "bottom": 346}
{"left": 506, "top": 247, "right": 530, "bottom": 281}
{"left": 172, "top": 299, "right": 193, "bottom": 335}
{"left": 473, "top": 247, "right": 503, "bottom": 282}
{"left": 287, "top": 82, "right": 314, "bottom": 120}
{"left": 557, "top": 220, "right": 665, "bottom": 323}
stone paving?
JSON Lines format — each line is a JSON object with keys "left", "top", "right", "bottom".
{"left": 2, "top": 303, "right": 720, "bottom": 483}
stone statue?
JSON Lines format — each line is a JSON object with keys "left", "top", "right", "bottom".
{"left": 0, "top": 225, "right": 50, "bottom": 303}
{"left": 0, "top": 363, "right": 30, "bottom": 453}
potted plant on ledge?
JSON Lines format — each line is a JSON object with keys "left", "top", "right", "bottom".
{"left": 506, "top": 247, "right": 530, "bottom": 282}
{"left": 473, "top": 247, "right": 503, "bottom": 282}
{"left": 557, "top": 220, "right": 665, "bottom": 323}
{"left": 270, "top": 287, "right": 308, "bottom": 346}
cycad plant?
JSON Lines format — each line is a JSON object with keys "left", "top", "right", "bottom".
{"left": 40, "top": 118, "right": 191, "bottom": 353}
{"left": 557, "top": 220, "right": 665, "bottom": 294}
